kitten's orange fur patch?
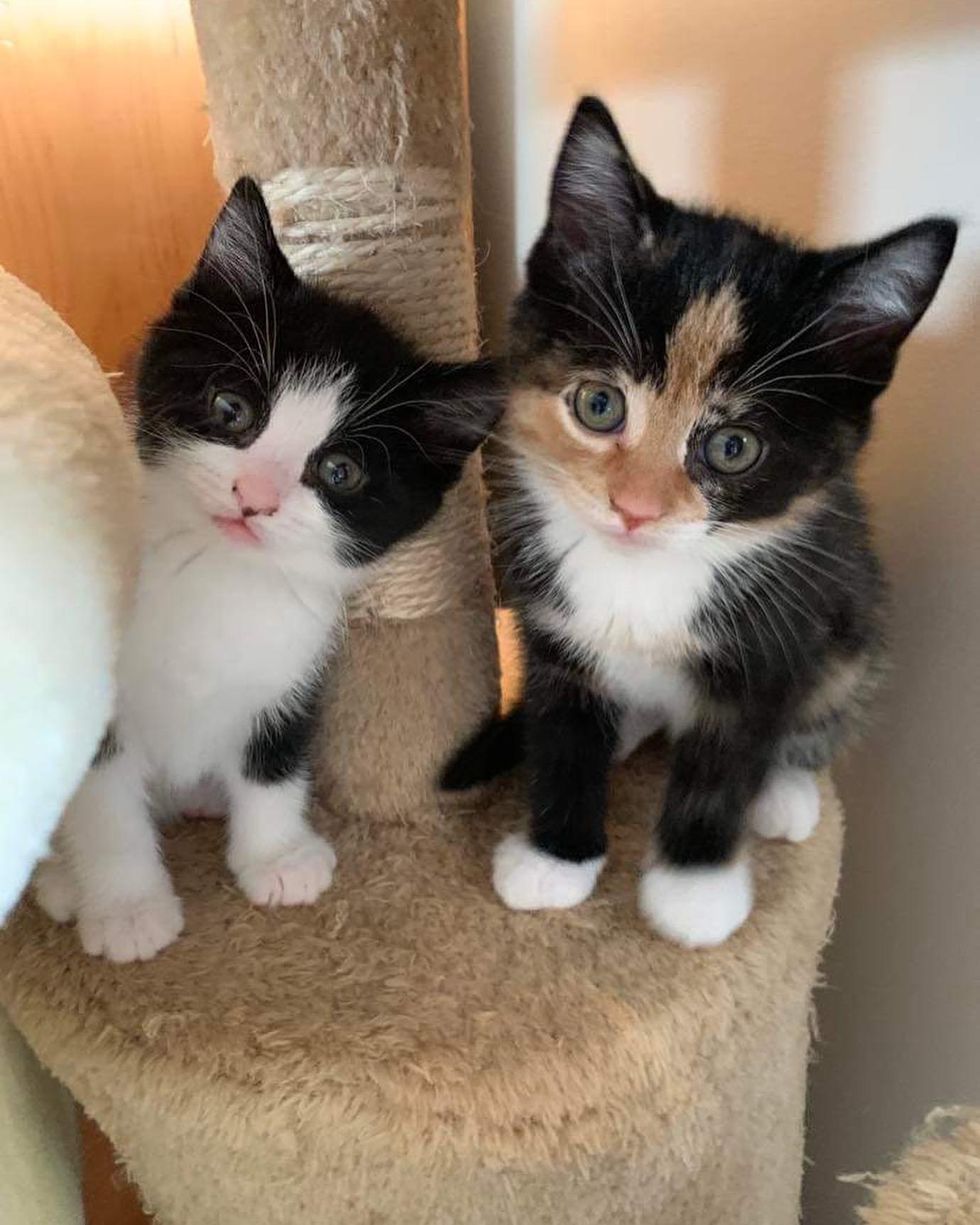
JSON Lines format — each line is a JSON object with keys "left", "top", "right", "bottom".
{"left": 505, "top": 284, "right": 744, "bottom": 523}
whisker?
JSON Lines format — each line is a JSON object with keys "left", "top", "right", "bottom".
{"left": 152, "top": 325, "right": 258, "bottom": 384}
{"left": 731, "top": 303, "right": 839, "bottom": 391}
{"left": 346, "top": 359, "right": 433, "bottom": 430}
{"left": 735, "top": 318, "right": 899, "bottom": 390}
{"left": 529, "top": 289, "right": 631, "bottom": 366}
{"left": 180, "top": 286, "right": 264, "bottom": 387}
{"left": 606, "top": 241, "right": 642, "bottom": 372}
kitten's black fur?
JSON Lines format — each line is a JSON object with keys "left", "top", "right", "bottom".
{"left": 138, "top": 178, "right": 502, "bottom": 787}
{"left": 243, "top": 676, "right": 323, "bottom": 785}
{"left": 444, "top": 99, "right": 955, "bottom": 909}
{"left": 138, "top": 177, "right": 501, "bottom": 569}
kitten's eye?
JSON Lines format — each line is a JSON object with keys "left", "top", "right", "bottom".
{"left": 210, "top": 390, "right": 254, "bottom": 435}
{"left": 704, "top": 426, "right": 763, "bottom": 474}
{"left": 572, "top": 382, "right": 626, "bottom": 433}
{"left": 317, "top": 451, "right": 366, "bottom": 495}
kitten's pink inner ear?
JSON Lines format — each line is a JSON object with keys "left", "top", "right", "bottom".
{"left": 233, "top": 472, "right": 281, "bottom": 518}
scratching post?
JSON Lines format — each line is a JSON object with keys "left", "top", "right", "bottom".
{"left": 189, "top": 0, "right": 499, "bottom": 821}
{"left": 0, "top": 3, "right": 842, "bottom": 1223}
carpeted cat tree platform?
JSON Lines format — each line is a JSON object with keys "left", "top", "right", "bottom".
{"left": 0, "top": 2, "right": 842, "bottom": 1222}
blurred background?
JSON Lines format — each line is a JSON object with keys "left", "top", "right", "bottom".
{"left": 0, "top": 2, "right": 976, "bottom": 1221}
{"left": 467, "top": 3, "right": 979, "bottom": 1220}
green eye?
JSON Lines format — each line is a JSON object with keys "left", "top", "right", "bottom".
{"left": 210, "top": 390, "right": 254, "bottom": 435}
{"left": 572, "top": 382, "right": 626, "bottom": 433}
{"left": 317, "top": 451, "right": 366, "bottom": 495}
{"left": 704, "top": 426, "right": 763, "bottom": 474}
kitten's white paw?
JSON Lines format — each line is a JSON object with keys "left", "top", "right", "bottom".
{"left": 493, "top": 832, "right": 604, "bottom": 911}
{"left": 78, "top": 891, "right": 184, "bottom": 962}
{"left": 751, "top": 768, "right": 820, "bottom": 843}
{"left": 235, "top": 834, "right": 336, "bottom": 908}
{"left": 33, "top": 856, "right": 78, "bottom": 923}
{"left": 639, "top": 859, "right": 753, "bottom": 948}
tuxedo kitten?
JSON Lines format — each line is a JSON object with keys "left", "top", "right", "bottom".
{"left": 443, "top": 97, "right": 955, "bottom": 947}
{"left": 34, "top": 178, "right": 499, "bottom": 961}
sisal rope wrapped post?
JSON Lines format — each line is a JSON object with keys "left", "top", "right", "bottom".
{"left": 190, "top": 0, "right": 500, "bottom": 822}
{"left": 0, "top": 4, "right": 844, "bottom": 1223}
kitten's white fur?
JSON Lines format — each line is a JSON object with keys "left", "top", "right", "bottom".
{"left": 750, "top": 768, "right": 821, "bottom": 842}
{"left": 493, "top": 832, "right": 605, "bottom": 910}
{"left": 525, "top": 466, "right": 757, "bottom": 738}
{"left": 639, "top": 859, "right": 753, "bottom": 947}
{"left": 36, "top": 375, "right": 359, "bottom": 961}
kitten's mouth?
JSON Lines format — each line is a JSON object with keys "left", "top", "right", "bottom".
{"left": 212, "top": 515, "right": 261, "bottom": 545}
{"left": 598, "top": 519, "right": 655, "bottom": 546}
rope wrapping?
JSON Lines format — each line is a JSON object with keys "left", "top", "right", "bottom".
{"left": 262, "top": 166, "right": 477, "bottom": 361}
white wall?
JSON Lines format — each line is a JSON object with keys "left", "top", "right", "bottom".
{"left": 467, "top": 2, "right": 980, "bottom": 1218}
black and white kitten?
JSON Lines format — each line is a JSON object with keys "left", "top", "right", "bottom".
{"left": 35, "top": 178, "right": 499, "bottom": 961}
{"left": 443, "top": 98, "right": 956, "bottom": 947}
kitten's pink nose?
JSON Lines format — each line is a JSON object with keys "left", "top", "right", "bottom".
{"left": 233, "top": 473, "right": 280, "bottom": 518}
{"left": 610, "top": 490, "right": 665, "bottom": 532}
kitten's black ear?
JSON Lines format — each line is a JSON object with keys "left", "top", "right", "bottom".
{"left": 815, "top": 218, "right": 957, "bottom": 375}
{"left": 545, "top": 96, "right": 651, "bottom": 255}
{"left": 188, "top": 177, "right": 296, "bottom": 293}
{"left": 411, "top": 359, "right": 505, "bottom": 473}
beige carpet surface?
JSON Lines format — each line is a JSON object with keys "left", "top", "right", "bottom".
{"left": 0, "top": 745, "right": 841, "bottom": 1224}
{"left": 855, "top": 1109, "right": 980, "bottom": 1225}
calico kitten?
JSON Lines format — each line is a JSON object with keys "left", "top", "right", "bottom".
{"left": 443, "top": 98, "right": 956, "bottom": 947}
{"left": 34, "top": 178, "right": 500, "bottom": 961}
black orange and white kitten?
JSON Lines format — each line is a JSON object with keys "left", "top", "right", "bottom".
{"left": 444, "top": 97, "right": 955, "bottom": 947}
{"left": 35, "top": 179, "right": 499, "bottom": 961}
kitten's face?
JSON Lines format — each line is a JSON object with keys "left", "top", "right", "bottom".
{"left": 508, "top": 98, "right": 955, "bottom": 551}
{"left": 137, "top": 179, "right": 499, "bottom": 577}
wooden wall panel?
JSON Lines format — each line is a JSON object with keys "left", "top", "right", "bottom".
{"left": 0, "top": 0, "right": 221, "bottom": 371}
{"left": 0, "top": 5, "right": 219, "bottom": 1220}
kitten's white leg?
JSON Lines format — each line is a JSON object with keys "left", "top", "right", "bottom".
{"left": 33, "top": 852, "right": 78, "bottom": 923}
{"left": 493, "top": 832, "right": 605, "bottom": 910}
{"left": 226, "top": 773, "right": 335, "bottom": 907}
{"left": 614, "top": 706, "right": 663, "bottom": 764}
{"left": 61, "top": 752, "right": 183, "bottom": 962}
{"left": 750, "top": 768, "right": 821, "bottom": 843}
{"left": 638, "top": 859, "right": 753, "bottom": 948}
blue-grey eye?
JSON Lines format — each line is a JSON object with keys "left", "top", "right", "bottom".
{"left": 572, "top": 382, "right": 626, "bottom": 433}
{"left": 210, "top": 390, "right": 254, "bottom": 435}
{"left": 704, "top": 426, "right": 763, "bottom": 474}
{"left": 317, "top": 451, "right": 366, "bottom": 494}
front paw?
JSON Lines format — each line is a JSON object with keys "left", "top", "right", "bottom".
{"left": 751, "top": 768, "right": 820, "bottom": 843}
{"left": 493, "top": 832, "right": 604, "bottom": 911}
{"left": 638, "top": 860, "right": 752, "bottom": 948}
{"left": 78, "top": 890, "right": 184, "bottom": 962}
{"left": 234, "top": 834, "right": 336, "bottom": 907}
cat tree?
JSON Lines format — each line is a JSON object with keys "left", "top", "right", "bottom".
{"left": 0, "top": 2, "right": 842, "bottom": 1221}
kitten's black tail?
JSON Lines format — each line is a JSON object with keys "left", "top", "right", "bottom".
{"left": 440, "top": 706, "right": 526, "bottom": 791}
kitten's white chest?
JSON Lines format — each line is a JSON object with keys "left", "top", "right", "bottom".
{"left": 556, "top": 532, "right": 712, "bottom": 652}
{"left": 545, "top": 527, "right": 717, "bottom": 732}
{"left": 119, "top": 535, "right": 340, "bottom": 780}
